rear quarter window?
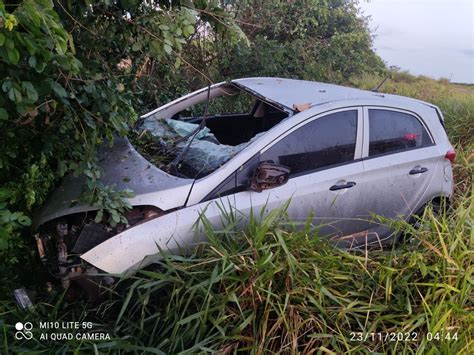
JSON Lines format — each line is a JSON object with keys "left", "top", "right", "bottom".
{"left": 368, "top": 109, "right": 433, "bottom": 157}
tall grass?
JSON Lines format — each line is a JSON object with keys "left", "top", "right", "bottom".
{"left": 110, "top": 191, "right": 472, "bottom": 354}
{"left": 1, "top": 72, "right": 473, "bottom": 354}
{"left": 2, "top": 187, "right": 471, "bottom": 353}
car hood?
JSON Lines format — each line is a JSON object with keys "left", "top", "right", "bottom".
{"left": 34, "top": 136, "right": 193, "bottom": 228}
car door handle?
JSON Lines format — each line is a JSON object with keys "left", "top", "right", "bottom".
{"left": 329, "top": 181, "right": 356, "bottom": 191}
{"left": 409, "top": 167, "right": 428, "bottom": 175}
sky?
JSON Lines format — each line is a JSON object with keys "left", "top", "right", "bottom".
{"left": 358, "top": 0, "right": 474, "bottom": 83}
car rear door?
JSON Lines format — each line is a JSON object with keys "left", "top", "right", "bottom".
{"left": 359, "top": 107, "right": 439, "bottom": 243}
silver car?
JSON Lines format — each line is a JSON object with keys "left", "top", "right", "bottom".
{"left": 34, "top": 78, "right": 455, "bottom": 294}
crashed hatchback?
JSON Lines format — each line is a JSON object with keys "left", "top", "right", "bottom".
{"left": 34, "top": 77, "right": 455, "bottom": 296}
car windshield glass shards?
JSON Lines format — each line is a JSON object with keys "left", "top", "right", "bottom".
{"left": 132, "top": 84, "right": 289, "bottom": 178}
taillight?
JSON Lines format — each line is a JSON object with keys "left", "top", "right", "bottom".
{"left": 445, "top": 150, "right": 456, "bottom": 163}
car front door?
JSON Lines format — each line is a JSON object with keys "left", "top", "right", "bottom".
{"left": 359, "top": 107, "right": 438, "bottom": 244}
{"left": 211, "top": 108, "right": 369, "bottom": 242}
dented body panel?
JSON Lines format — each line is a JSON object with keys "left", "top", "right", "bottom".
{"left": 82, "top": 159, "right": 368, "bottom": 273}
{"left": 35, "top": 137, "right": 193, "bottom": 227}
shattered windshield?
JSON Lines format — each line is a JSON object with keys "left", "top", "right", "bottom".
{"left": 131, "top": 84, "right": 289, "bottom": 179}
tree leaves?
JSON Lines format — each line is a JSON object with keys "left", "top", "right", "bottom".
{"left": 0, "top": 0, "right": 243, "bottom": 254}
{"left": 0, "top": 108, "right": 8, "bottom": 121}
{"left": 216, "top": 0, "right": 384, "bottom": 83}
{"left": 21, "top": 81, "right": 38, "bottom": 102}
{"left": 132, "top": 41, "right": 142, "bottom": 52}
{"left": 4, "top": 14, "right": 18, "bottom": 31}
{"left": 8, "top": 86, "right": 22, "bottom": 103}
{"left": 6, "top": 47, "right": 19, "bottom": 64}
{"left": 50, "top": 81, "right": 67, "bottom": 98}
{"left": 183, "top": 25, "right": 195, "bottom": 37}
{"left": 149, "top": 40, "right": 161, "bottom": 56}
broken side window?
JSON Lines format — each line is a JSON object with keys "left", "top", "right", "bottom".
{"left": 173, "top": 87, "right": 255, "bottom": 119}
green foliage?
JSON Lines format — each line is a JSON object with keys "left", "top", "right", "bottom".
{"left": 211, "top": 0, "right": 385, "bottom": 82}
{"left": 115, "top": 193, "right": 472, "bottom": 354}
{"left": 85, "top": 182, "right": 134, "bottom": 227}
{"left": 179, "top": 89, "right": 255, "bottom": 117}
{"left": 0, "top": 0, "right": 243, "bottom": 255}
{"left": 0, "top": 187, "right": 31, "bottom": 251}
{"left": 61, "top": 0, "right": 249, "bottom": 114}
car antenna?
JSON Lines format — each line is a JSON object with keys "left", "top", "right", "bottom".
{"left": 169, "top": 83, "right": 211, "bottom": 175}
{"left": 372, "top": 74, "right": 390, "bottom": 93}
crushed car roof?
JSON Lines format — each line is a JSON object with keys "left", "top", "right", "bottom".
{"left": 232, "top": 77, "right": 434, "bottom": 111}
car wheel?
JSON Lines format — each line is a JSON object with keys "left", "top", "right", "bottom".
{"left": 399, "top": 199, "right": 442, "bottom": 244}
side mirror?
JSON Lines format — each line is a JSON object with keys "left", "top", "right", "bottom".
{"left": 250, "top": 161, "right": 290, "bottom": 192}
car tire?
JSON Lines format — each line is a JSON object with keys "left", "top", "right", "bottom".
{"left": 398, "top": 199, "right": 442, "bottom": 244}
